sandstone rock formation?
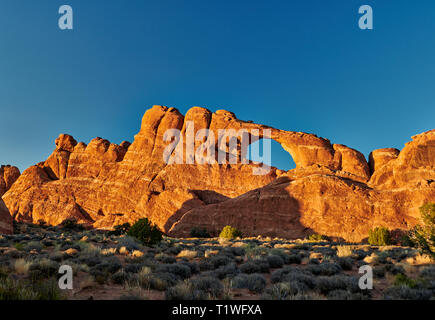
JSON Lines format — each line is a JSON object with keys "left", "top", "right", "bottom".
{"left": 0, "top": 165, "right": 20, "bottom": 197}
{"left": 0, "top": 199, "right": 12, "bottom": 234}
{"left": 2, "top": 105, "right": 435, "bottom": 241}
{"left": 0, "top": 165, "right": 20, "bottom": 235}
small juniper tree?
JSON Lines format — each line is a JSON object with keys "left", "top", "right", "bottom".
{"left": 408, "top": 203, "right": 435, "bottom": 258}
{"left": 127, "top": 218, "right": 163, "bottom": 246}
{"left": 219, "top": 226, "right": 242, "bottom": 239}
{"left": 368, "top": 227, "right": 392, "bottom": 246}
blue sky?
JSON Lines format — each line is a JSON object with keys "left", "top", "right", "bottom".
{"left": 1, "top": 0, "right": 434, "bottom": 171}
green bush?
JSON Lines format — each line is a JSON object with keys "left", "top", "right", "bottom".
{"left": 108, "top": 223, "right": 131, "bottom": 236}
{"left": 393, "top": 274, "right": 418, "bottom": 288}
{"left": 407, "top": 203, "right": 435, "bottom": 258}
{"left": 368, "top": 227, "right": 392, "bottom": 246}
{"left": 219, "top": 226, "right": 242, "bottom": 239}
{"left": 127, "top": 218, "right": 163, "bottom": 246}
{"left": 190, "top": 227, "right": 211, "bottom": 238}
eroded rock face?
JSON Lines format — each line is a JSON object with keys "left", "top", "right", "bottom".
{"left": 0, "top": 199, "right": 12, "bottom": 234}
{"left": 0, "top": 165, "right": 21, "bottom": 197}
{"left": 2, "top": 106, "right": 435, "bottom": 241}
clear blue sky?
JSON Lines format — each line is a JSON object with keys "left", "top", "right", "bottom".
{"left": 1, "top": 0, "right": 434, "bottom": 172}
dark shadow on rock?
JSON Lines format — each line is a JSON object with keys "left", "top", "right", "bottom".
{"left": 165, "top": 177, "right": 317, "bottom": 240}
{"left": 162, "top": 190, "right": 230, "bottom": 233}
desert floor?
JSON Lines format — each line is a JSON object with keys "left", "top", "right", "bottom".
{"left": 0, "top": 222, "right": 434, "bottom": 300}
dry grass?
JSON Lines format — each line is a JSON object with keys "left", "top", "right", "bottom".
{"left": 176, "top": 249, "right": 197, "bottom": 259}
{"left": 14, "top": 258, "right": 30, "bottom": 275}
{"left": 405, "top": 253, "right": 434, "bottom": 265}
{"left": 336, "top": 245, "right": 353, "bottom": 257}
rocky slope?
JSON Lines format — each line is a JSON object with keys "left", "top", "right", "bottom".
{"left": 1, "top": 106, "right": 435, "bottom": 241}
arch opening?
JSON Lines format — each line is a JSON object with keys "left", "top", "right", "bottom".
{"left": 246, "top": 138, "right": 296, "bottom": 172}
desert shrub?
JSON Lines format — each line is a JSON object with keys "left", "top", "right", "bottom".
{"left": 77, "top": 254, "right": 102, "bottom": 267}
{"left": 270, "top": 266, "right": 317, "bottom": 290}
{"left": 60, "top": 218, "right": 84, "bottom": 231}
{"left": 191, "top": 276, "right": 224, "bottom": 298}
{"left": 407, "top": 203, "right": 435, "bottom": 258}
{"left": 307, "top": 262, "right": 342, "bottom": 276}
{"left": 244, "top": 243, "right": 268, "bottom": 259}
{"left": 28, "top": 259, "right": 60, "bottom": 280}
{"left": 270, "top": 266, "right": 298, "bottom": 283}
{"left": 316, "top": 275, "right": 360, "bottom": 295}
{"left": 267, "top": 255, "right": 284, "bottom": 268}
{"left": 31, "top": 278, "right": 65, "bottom": 300}
{"left": 198, "top": 260, "right": 215, "bottom": 271}
{"left": 155, "top": 253, "right": 176, "bottom": 264}
{"left": 373, "top": 265, "right": 386, "bottom": 278}
{"left": 111, "top": 270, "right": 132, "bottom": 284}
{"left": 127, "top": 218, "right": 163, "bottom": 246}
{"left": 146, "top": 272, "right": 179, "bottom": 290}
{"left": 156, "top": 263, "right": 191, "bottom": 280}
{"left": 178, "top": 261, "right": 200, "bottom": 275}
{"left": 190, "top": 227, "right": 211, "bottom": 238}
{"left": 164, "top": 246, "right": 183, "bottom": 256}
{"left": 124, "top": 263, "right": 143, "bottom": 274}
{"left": 97, "top": 256, "right": 122, "bottom": 273}
{"left": 262, "top": 282, "right": 300, "bottom": 300}
{"left": 368, "top": 227, "right": 392, "bottom": 246}
{"left": 0, "top": 277, "right": 64, "bottom": 300}
{"left": 204, "top": 262, "right": 240, "bottom": 280}
{"left": 240, "top": 261, "right": 261, "bottom": 274}
{"left": 219, "top": 226, "right": 242, "bottom": 240}
{"left": 231, "top": 273, "right": 266, "bottom": 293}
{"left": 394, "top": 274, "right": 419, "bottom": 288}
{"left": 287, "top": 254, "right": 302, "bottom": 265}
{"left": 420, "top": 265, "right": 435, "bottom": 280}
{"left": 312, "top": 246, "right": 336, "bottom": 257}
{"left": 225, "top": 246, "right": 245, "bottom": 257}
{"left": 307, "top": 234, "right": 329, "bottom": 242}
{"left": 352, "top": 249, "right": 370, "bottom": 260}
{"left": 24, "top": 241, "right": 43, "bottom": 252}
{"left": 385, "top": 263, "right": 405, "bottom": 275}
{"left": 108, "top": 223, "right": 131, "bottom": 236}
{"left": 209, "top": 255, "right": 233, "bottom": 269}
{"left": 336, "top": 257, "right": 354, "bottom": 271}
{"left": 0, "top": 278, "right": 37, "bottom": 300}
{"left": 13, "top": 243, "right": 25, "bottom": 251}
{"left": 383, "top": 285, "right": 432, "bottom": 300}
{"left": 165, "top": 280, "right": 208, "bottom": 300}
{"left": 48, "top": 252, "right": 64, "bottom": 262}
